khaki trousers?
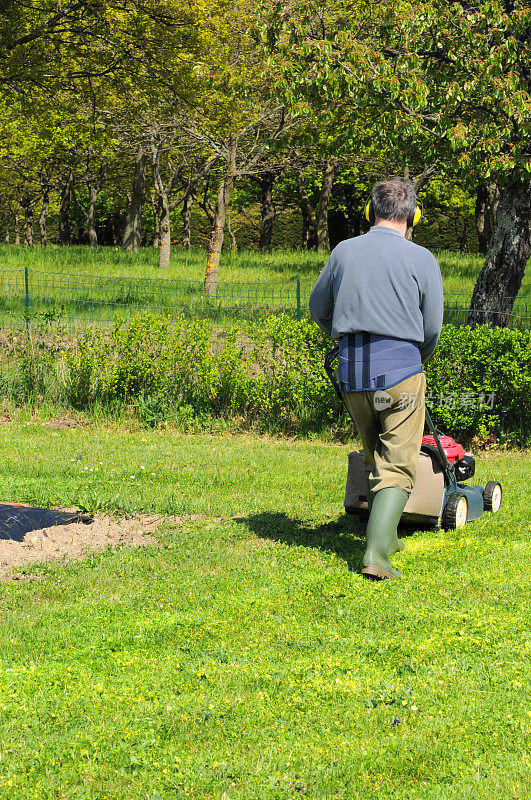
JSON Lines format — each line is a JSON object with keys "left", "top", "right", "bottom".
{"left": 342, "top": 372, "right": 426, "bottom": 494}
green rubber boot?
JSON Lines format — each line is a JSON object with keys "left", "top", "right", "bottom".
{"left": 364, "top": 478, "right": 405, "bottom": 556}
{"left": 362, "top": 487, "right": 408, "bottom": 580}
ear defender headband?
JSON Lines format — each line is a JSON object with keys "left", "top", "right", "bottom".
{"left": 364, "top": 198, "right": 423, "bottom": 228}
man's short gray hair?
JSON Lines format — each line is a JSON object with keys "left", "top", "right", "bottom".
{"left": 372, "top": 177, "right": 417, "bottom": 223}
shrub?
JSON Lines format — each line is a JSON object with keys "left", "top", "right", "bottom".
{"left": 424, "top": 325, "right": 531, "bottom": 444}
{"left": 215, "top": 315, "right": 337, "bottom": 432}
{"left": 66, "top": 313, "right": 217, "bottom": 411}
{"left": 2, "top": 313, "right": 529, "bottom": 444}
{"left": 214, "top": 317, "right": 530, "bottom": 443}
{"left": 0, "top": 340, "right": 65, "bottom": 406}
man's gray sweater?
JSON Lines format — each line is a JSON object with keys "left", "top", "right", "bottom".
{"left": 309, "top": 226, "right": 444, "bottom": 362}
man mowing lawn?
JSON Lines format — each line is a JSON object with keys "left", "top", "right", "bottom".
{"left": 309, "top": 176, "right": 444, "bottom": 580}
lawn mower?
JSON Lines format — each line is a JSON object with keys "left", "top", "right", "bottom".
{"left": 324, "top": 346, "right": 502, "bottom": 530}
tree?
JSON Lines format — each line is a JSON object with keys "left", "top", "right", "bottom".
{"left": 475, "top": 183, "right": 501, "bottom": 255}
{"left": 186, "top": 108, "right": 289, "bottom": 294}
{"left": 424, "top": 178, "right": 477, "bottom": 252}
{"left": 122, "top": 143, "right": 149, "bottom": 253}
{"left": 0, "top": 0, "right": 189, "bottom": 94}
{"left": 295, "top": 159, "right": 335, "bottom": 250}
{"left": 150, "top": 129, "right": 217, "bottom": 268}
{"left": 0, "top": 92, "right": 66, "bottom": 247}
{"left": 59, "top": 167, "right": 75, "bottom": 246}
{"left": 259, "top": 0, "right": 531, "bottom": 325}
{"left": 0, "top": 0, "right": 216, "bottom": 254}
{"left": 73, "top": 153, "right": 109, "bottom": 249}
{"left": 255, "top": 169, "right": 279, "bottom": 251}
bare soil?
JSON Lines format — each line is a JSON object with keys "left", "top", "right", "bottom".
{"left": 0, "top": 504, "right": 168, "bottom": 580}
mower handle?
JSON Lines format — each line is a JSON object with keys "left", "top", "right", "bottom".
{"left": 423, "top": 406, "right": 454, "bottom": 483}
{"left": 324, "top": 345, "right": 341, "bottom": 400}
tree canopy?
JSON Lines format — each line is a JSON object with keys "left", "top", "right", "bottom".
{"left": 258, "top": 0, "right": 530, "bottom": 179}
{"left": 0, "top": 0, "right": 529, "bottom": 321}
{"left": 257, "top": 0, "right": 531, "bottom": 321}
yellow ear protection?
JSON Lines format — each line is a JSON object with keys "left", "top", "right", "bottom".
{"left": 364, "top": 198, "right": 423, "bottom": 228}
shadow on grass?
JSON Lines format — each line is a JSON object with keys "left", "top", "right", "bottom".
{"left": 234, "top": 511, "right": 367, "bottom": 573}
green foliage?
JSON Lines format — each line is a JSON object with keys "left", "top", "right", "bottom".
{"left": 66, "top": 312, "right": 217, "bottom": 410}
{"left": 414, "top": 218, "right": 480, "bottom": 254}
{"left": 134, "top": 393, "right": 172, "bottom": 428}
{"left": 260, "top": 0, "right": 531, "bottom": 181}
{"left": 4, "top": 312, "right": 523, "bottom": 444}
{"left": 424, "top": 325, "right": 531, "bottom": 444}
{"left": 215, "top": 315, "right": 336, "bottom": 431}
{"left": 0, "top": 340, "right": 65, "bottom": 406}
{"left": 64, "top": 313, "right": 338, "bottom": 433}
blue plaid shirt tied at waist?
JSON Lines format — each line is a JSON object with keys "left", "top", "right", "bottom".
{"left": 338, "top": 333, "right": 422, "bottom": 392}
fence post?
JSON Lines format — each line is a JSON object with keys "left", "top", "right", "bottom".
{"left": 24, "top": 265, "right": 30, "bottom": 340}
{"left": 296, "top": 278, "right": 301, "bottom": 322}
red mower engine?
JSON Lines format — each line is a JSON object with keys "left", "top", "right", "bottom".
{"left": 421, "top": 434, "right": 476, "bottom": 481}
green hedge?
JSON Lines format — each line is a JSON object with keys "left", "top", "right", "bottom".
{"left": 2, "top": 314, "right": 529, "bottom": 444}
{"left": 423, "top": 324, "right": 530, "bottom": 444}
{"left": 62, "top": 313, "right": 336, "bottom": 431}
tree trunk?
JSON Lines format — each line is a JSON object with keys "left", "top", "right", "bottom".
{"left": 39, "top": 187, "right": 49, "bottom": 248}
{"left": 158, "top": 196, "right": 171, "bottom": 269}
{"left": 85, "top": 159, "right": 107, "bottom": 250}
{"left": 204, "top": 177, "right": 234, "bottom": 295}
{"left": 182, "top": 192, "right": 193, "bottom": 249}
{"left": 59, "top": 168, "right": 73, "bottom": 246}
{"left": 316, "top": 160, "right": 335, "bottom": 251}
{"left": 122, "top": 144, "right": 148, "bottom": 253}
{"left": 226, "top": 207, "right": 238, "bottom": 252}
{"left": 86, "top": 185, "right": 99, "bottom": 249}
{"left": 204, "top": 135, "right": 237, "bottom": 296}
{"left": 467, "top": 178, "right": 531, "bottom": 328}
{"left": 458, "top": 216, "right": 469, "bottom": 253}
{"left": 475, "top": 184, "right": 487, "bottom": 252}
{"left": 23, "top": 200, "right": 34, "bottom": 246}
{"left": 301, "top": 206, "right": 311, "bottom": 249}
{"left": 259, "top": 171, "right": 276, "bottom": 251}
{"left": 475, "top": 182, "right": 500, "bottom": 254}
{"left": 14, "top": 213, "right": 20, "bottom": 245}
{"left": 151, "top": 191, "right": 161, "bottom": 248}
{"left": 343, "top": 186, "right": 362, "bottom": 238}
{"left": 296, "top": 168, "right": 317, "bottom": 249}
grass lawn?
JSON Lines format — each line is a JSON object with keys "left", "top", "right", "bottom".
{"left": 1, "top": 243, "right": 530, "bottom": 300}
{"left": 0, "top": 418, "right": 529, "bottom": 799}
{"left": 0, "top": 244, "right": 529, "bottom": 330}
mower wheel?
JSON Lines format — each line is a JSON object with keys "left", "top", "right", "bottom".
{"left": 483, "top": 481, "right": 503, "bottom": 512}
{"left": 442, "top": 492, "right": 468, "bottom": 530}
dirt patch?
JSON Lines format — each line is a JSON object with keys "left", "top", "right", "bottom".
{"left": 0, "top": 504, "right": 170, "bottom": 580}
{"left": 41, "top": 416, "right": 89, "bottom": 430}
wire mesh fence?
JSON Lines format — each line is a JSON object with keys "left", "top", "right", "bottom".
{"left": 0, "top": 268, "right": 306, "bottom": 327}
{"left": 0, "top": 267, "right": 529, "bottom": 330}
{"left": 439, "top": 293, "right": 530, "bottom": 329}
